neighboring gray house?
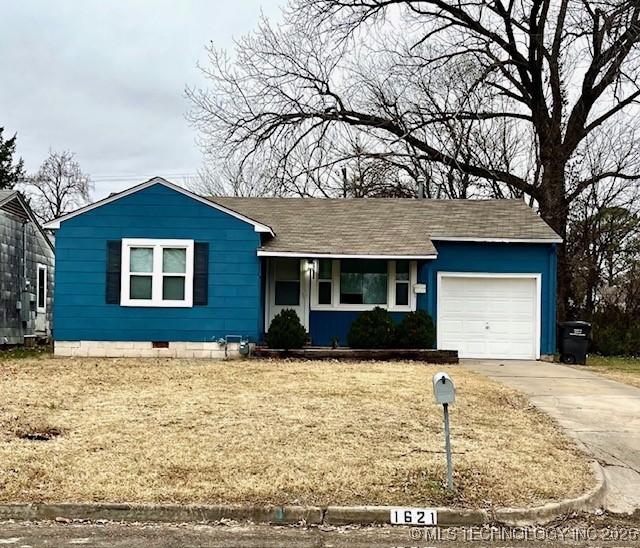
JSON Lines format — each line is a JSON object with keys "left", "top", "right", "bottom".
{"left": 0, "top": 190, "right": 54, "bottom": 344}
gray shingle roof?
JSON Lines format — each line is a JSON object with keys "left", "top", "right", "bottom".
{"left": 210, "top": 197, "right": 561, "bottom": 257}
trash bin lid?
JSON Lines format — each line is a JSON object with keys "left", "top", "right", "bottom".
{"left": 560, "top": 320, "right": 591, "bottom": 328}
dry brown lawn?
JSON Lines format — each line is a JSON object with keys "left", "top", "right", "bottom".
{"left": 0, "top": 357, "right": 593, "bottom": 508}
{"left": 584, "top": 356, "right": 640, "bottom": 389}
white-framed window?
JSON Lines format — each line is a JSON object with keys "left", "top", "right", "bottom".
{"left": 339, "top": 259, "right": 388, "bottom": 305}
{"left": 36, "top": 264, "right": 47, "bottom": 313}
{"left": 273, "top": 258, "right": 301, "bottom": 306}
{"left": 310, "top": 259, "right": 417, "bottom": 312}
{"left": 317, "top": 259, "right": 333, "bottom": 305}
{"left": 120, "top": 239, "right": 194, "bottom": 307}
{"left": 391, "top": 260, "right": 411, "bottom": 308}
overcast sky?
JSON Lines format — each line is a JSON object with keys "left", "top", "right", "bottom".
{"left": 0, "top": 0, "right": 284, "bottom": 199}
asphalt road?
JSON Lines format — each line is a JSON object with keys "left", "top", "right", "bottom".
{"left": 1, "top": 514, "right": 639, "bottom": 547}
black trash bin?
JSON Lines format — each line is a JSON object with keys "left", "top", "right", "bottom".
{"left": 558, "top": 321, "right": 591, "bottom": 365}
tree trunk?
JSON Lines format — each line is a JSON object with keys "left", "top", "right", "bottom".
{"left": 537, "top": 155, "right": 570, "bottom": 324}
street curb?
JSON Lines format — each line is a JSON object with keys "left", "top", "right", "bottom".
{"left": 493, "top": 460, "right": 607, "bottom": 526}
{"left": 0, "top": 462, "right": 605, "bottom": 527}
{"left": 0, "top": 503, "right": 324, "bottom": 525}
{"left": 324, "top": 506, "right": 488, "bottom": 526}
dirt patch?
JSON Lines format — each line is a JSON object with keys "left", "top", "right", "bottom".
{"left": 6, "top": 416, "right": 65, "bottom": 442}
{"left": 14, "top": 424, "right": 63, "bottom": 441}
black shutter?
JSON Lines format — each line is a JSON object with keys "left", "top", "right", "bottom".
{"left": 193, "top": 242, "right": 209, "bottom": 306}
{"left": 106, "top": 240, "right": 122, "bottom": 304}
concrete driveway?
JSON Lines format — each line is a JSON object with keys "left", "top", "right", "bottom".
{"left": 462, "top": 359, "right": 640, "bottom": 515}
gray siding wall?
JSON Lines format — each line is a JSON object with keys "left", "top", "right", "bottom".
{"left": 0, "top": 208, "right": 54, "bottom": 344}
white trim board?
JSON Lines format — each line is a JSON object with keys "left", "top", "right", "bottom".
{"left": 257, "top": 251, "right": 438, "bottom": 259}
{"left": 43, "top": 177, "right": 274, "bottom": 235}
{"left": 436, "top": 272, "right": 542, "bottom": 360}
{"left": 431, "top": 236, "right": 563, "bottom": 244}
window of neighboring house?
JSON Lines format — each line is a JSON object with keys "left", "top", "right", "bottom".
{"left": 317, "top": 259, "right": 333, "bottom": 305}
{"left": 274, "top": 258, "right": 300, "bottom": 306}
{"left": 36, "top": 264, "right": 47, "bottom": 312}
{"left": 340, "top": 259, "right": 388, "bottom": 305}
{"left": 394, "top": 260, "right": 410, "bottom": 307}
{"left": 121, "top": 239, "right": 194, "bottom": 307}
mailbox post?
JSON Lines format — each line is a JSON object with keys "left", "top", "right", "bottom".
{"left": 432, "top": 372, "right": 455, "bottom": 490}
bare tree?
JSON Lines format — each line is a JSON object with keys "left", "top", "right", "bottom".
{"left": 191, "top": 156, "right": 281, "bottom": 197}
{"left": 22, "top": 150, "right": 92, "bottom": 222}
{"left": 567, "top": 179, "right": 640, "bottom": 315}
{"left": 188, "top": 0, "right": 640, "bottom": 319}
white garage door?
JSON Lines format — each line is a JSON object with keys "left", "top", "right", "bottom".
{"left": 438, "top": 274, "right": 539, "bottom": 359}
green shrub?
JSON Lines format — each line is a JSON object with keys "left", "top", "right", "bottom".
{"left": 591, "top": 324, "right": 626, "bottom": 356}
{"left": 624, "top": 324, "right": 640, "bottom": 356}
{"left": 589, "top": 305, "right": 639, "bottom": 356}
{"left": 347, "top": 307, "right": 395, "bottom": 348}
{"left": 396, "top": 310, "right": 436, "bottom": 348}
{"left": 266, "top": 309, "right": 307, "bottom": 349}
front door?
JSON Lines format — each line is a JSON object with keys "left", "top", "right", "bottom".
{"left": 266, "top": 258, "right": 309, "bottom": 331}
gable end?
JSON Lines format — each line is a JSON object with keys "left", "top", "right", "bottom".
{"left": 42, "top": 177, "right": 274, "bottom": 235}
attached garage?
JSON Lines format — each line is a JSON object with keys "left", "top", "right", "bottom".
{"left": 437, "top": 273, "right": 541, "bottom": 360}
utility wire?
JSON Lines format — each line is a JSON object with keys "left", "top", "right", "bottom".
{"left": 89, "top": 173, "right": 199, "bottom": 183}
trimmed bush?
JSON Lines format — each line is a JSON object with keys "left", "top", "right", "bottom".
{"left": 347, "top": 307, "right": 395, "bottom": 348}
{"left": 266, "top": 309, "right": 307, "bottom": 349}
{"left": 396, "top": 310, "right": 436, "bottom": 348}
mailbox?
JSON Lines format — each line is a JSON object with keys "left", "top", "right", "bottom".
{"left": 432, "top": 372, "right": 456, "bottom": 489}
{"left": 432, "top": 372, "right": 456, "bottom": 405}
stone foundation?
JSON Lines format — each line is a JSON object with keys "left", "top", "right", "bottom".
{"left": 54, "top": 340, "right": 246, "bottom": 359}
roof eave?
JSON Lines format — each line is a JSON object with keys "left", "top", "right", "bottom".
{"left": 430, "top": 236, "right": 563, "bottom": 244}
{"left": 0, "top": 191, "right": 18, "bottom": 209}
{"left": 257, "top": 250, "right": 438, "bottom": 259}
{"left": 2, "top": 192, "right": 55, "bottom": 252}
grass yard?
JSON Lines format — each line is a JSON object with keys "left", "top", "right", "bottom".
{"left": 585, "top": 355, "right": 640, "bottom": 389}
{"left": 0, "top": 346, "right": 51, "bottom": 360}
{"left": 0, "top": 358, "right": 593, "bottom": 508}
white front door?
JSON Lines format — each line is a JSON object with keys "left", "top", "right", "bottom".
{"left": 437, "top": 274, "right": 540, "bottom": 359}
{"left": 266, "top": 258, "right": 309, "bottom": 331}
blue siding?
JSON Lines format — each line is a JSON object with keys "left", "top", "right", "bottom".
{"left": 309, "top": 311, "right": 407, "bottom": 347}
{"left": 309, "top": 243, "right": 557, "bottom": 354}
{"left": 54, "top": 183, "right": 263, "bottom": 342}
